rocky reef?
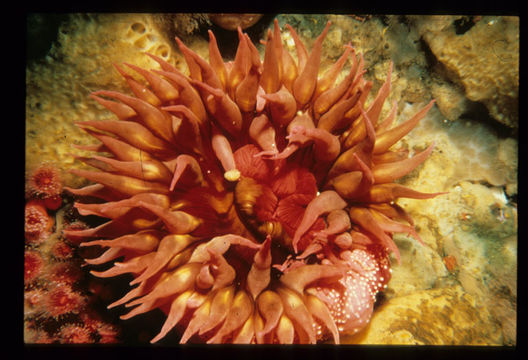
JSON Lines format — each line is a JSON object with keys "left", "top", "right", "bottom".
{"left": 413, "top": 15, "right": 519, "bottom": 130}
{"left": 25, "top": 13, "right": 517, "bottom": 345}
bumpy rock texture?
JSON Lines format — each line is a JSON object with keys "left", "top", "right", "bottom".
{"left": 344, "top": 285, "right": 502, "bottom": 345}
{"left": 26, "top": 14, "right": 182, "bottom": 188}
{"left": 413, "top": 15, "right": 519, "bottom": 129}
{"left": 25, "top": 14, "right": 517, "bottom": 345}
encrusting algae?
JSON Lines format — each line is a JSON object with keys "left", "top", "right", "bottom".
{"left": 25, "top": 13, "right": 517, "bottom": 345}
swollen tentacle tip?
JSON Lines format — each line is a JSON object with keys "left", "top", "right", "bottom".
{"left": 224, "top": 169, "right": 241, "bottom": 182}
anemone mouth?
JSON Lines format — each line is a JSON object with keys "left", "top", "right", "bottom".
{"left": 65, "top": 19, "right": 442, "bottom": 344}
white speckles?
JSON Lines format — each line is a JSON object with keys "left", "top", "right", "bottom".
{"left": 282, "top": 31, "right": 295, "bottom": 49}
{"left": 311, "top": 249, "right": 388, "bottom": 337}
{"left": 490, "top": 187, "right": 508, "bottom": 207}
{"left": 314, "top": 249, "right": 390, "bottom": 334}
{"left": 313, "top": 322, "right": 323, "bottom": 338}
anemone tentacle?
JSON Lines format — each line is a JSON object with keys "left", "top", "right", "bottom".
{"left": 68, "top": 19, "right": 441, "bottom": 344}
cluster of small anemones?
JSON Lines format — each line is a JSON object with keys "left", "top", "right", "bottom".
{"left": 24, "top": 163, "right": 121, "bottom": 344}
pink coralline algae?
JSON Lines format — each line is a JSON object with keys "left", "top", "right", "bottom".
{"left": 66, "top": 20, "right": 442, "bottom": 343}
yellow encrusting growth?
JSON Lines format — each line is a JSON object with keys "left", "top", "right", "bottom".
{"left": 26, "top": 14, "right": 182, "bottom": 188}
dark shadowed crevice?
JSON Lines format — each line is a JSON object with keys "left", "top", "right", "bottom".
{"left": 27, "top": 14, "right": 70, "bottom": 62}
{"left": 453, "top": 16, "right": 476, "bottom": 35}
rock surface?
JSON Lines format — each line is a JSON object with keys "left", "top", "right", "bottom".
{"left": 413, "top": 15, "right": 519, "bottom": 129}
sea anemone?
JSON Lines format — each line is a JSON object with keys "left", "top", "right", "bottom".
{"left": 65, "top": 20, "right": 442, "bottom": 344}
{"left": 51, "top": 241, "right": 74, "bottom": 260}
{"left": 25, "top": 201, "right": 54, "bottom": 244}
{"left": 45, "top": 283, "right": 85, "bottom": 318}
{"left": 25, "top": 250, "right": 45, "bottom": 284}
{"left": 46, "top": 262, "right": 83, "bottom": 284}
{"left": 26, "top": 163, "right": 63, "bottom": 210}
{"left": 96, "top": 323, "right": 120, "bottom": 343}
{"left": 58, "top": 323, "right": 94, "bottom": 344}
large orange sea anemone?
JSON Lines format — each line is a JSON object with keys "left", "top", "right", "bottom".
{"left": 65, "top": 19, "right": 443, "bottom": 344}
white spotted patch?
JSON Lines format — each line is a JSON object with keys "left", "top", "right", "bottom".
{"left": 312, "top": 249, "right": 384, "bottom": 337}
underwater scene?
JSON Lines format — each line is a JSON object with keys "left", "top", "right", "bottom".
{"left": 25, "top": 13, "right": 518, "bottom": 345}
